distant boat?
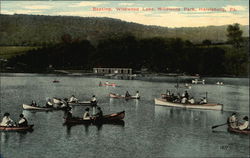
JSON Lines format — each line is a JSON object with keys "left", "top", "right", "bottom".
{"left": 53, "top": 80, "right": 60, "bottom": 83}
{"left": 99, "top": 82, "right": 117, "bottom": 87}
{"left": 192, "top": 79, "right": 205, "bottom": 84}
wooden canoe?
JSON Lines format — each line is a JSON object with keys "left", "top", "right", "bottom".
{"left": 22, "top": 104, "right": 68, "bottom": 111}
{"left": 109, "top": 93, "right": 140, "bottom": 99}
{"left": 228, "top": 126, "right": 250, "bottom": 135}
{"left": 154, "top": 98, "right": 223, "bottom": 111}
{"left": 64, "top": 111, "right": 125, "bottom": 125}
{"left": 22, "top": 104, "right": 54, "bottom": 111}
{"left": 0, "top": 125, "right": 34, "bottom": 132}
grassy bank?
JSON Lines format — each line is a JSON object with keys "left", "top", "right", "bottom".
{"left": 0, "top": 46, "right": 40, "bottom": 59}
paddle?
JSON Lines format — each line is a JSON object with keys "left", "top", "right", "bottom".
{"left": 212, "top": 123, "right": 228, "bottom": 129}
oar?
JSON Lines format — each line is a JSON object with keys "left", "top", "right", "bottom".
{"left": 212, "top": 123, "right": 228, "bottom": 129}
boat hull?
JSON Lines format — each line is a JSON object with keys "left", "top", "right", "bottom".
{"left": 0, "top": 125, "right": 34, "bottom": 132}
{"left": 68, "top": 101, "right": 91, "bottom": 106}
{"left": 64, "top": 111, "right": 125, "bottom": 125}
{"left": 22, "top": 104, "right": 67, "bottom": 111}
{"left": 109, "top": 93, "right": 140, "bottom": 99}
{"left": 228, "top": 126, "right": 250, "bottom": 135}
{"left": 154, "top": 98, "right": 223, "bottom": 111}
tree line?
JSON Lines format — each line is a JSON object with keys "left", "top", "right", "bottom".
{"left": 6, "top": 24, "right": 249, "bottom": 76}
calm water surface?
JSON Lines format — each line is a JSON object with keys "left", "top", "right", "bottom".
{"left": 0, "top": 74, "right": 249, "bottom": 158}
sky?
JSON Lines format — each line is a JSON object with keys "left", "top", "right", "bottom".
{"left": 1, "top": 0, "right": 249, "bottom": 27}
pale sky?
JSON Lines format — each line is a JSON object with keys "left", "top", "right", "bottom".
{"left": 1, "top": 1, "right": 249, "bottom": 27}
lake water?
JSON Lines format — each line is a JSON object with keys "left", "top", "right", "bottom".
{"left": 0, "top": 74, "right": 249, "bottom": 158}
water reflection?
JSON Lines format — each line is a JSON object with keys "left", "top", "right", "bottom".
{"left": 1, "top": 132, "right": 10, "bottom": 143}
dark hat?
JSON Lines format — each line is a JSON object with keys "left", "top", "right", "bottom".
{"left": 85, "top": 107, "right": 90, "bottom": 111}
{"left": 92, "top": 95, "right": 95, "bottom": 97}
{"left": 243, "top": 116, "right": 248, "bottom": 121}
{"left": 232, "top": 112, "right": 237, "bottom": 115}
{"left": 20, "top": 114, "right": 24, "bottom": 118}
{"left": 4, "top": 112, "right": 10, "bottom": 116}
{"left": 97, "top": 107, "right": 101, "bottom": 110}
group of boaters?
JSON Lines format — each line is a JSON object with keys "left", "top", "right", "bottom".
{"left": 228, "top": 113, "right": 249, "bottom": 130}
{"left": 163, "top": 90, "right": 207, "bottom": 104}
{"left": 0, "top": 113, "right": 28, "bottom": 127}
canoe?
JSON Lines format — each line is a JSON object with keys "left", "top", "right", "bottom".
{"left": 22, "top": 104, "right": 67, "bottom": 111}
{"left": 22, "top": 104, "right": 54, "bottom": 111}
{"left": 109, "top": 93, "right": 140, "bottom": 99}
{"left": 67, "top": 101, "right": 92, "bottom": 106}
{"left": 99, "top": 83, "right": 117, "bottom": 87}
{"left": 154, "top": 98, "right": 223, "bottom": 111}
{"left": 0, "top": 125, "right": 34, "bottom": 132}
{"left": 228, "top": 126, "right": 250, "bottom": 135}
{"left": 64, "top": 111, "right": 125, "bottom": 125}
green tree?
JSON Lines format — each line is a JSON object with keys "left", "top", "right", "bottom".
{"left": 226, "top": 23, "right": 243, "bottom": 48}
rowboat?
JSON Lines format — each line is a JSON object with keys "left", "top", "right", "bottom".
{"left": 64, "top": 111, "right": 125, "bottom": 125}
{"left": 0, "top": 125, "right": 34, "bottom": 132}
{"left": 227, "top": 126, "right": 250, "bottom": 135}
{"left": 154, "top": 98, "right": 223, "bottom": 111}
{"left": 22, "top": 104, "right": 68, "bottom": 111}
{"left": 109, "top": 93, "right": 140, "bottom": 99}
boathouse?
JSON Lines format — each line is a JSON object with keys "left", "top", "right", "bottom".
{"left": 93, "top": 68, "right": 132, "bottom": 74}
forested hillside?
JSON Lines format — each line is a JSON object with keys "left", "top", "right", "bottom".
{"left": 0, "top": 14, "right": 248, "bottom": 46}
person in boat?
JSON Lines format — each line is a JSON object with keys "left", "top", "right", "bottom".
{"left": 0, "top": 113, "right": 15, "bottom": 126}
{"left": 125, "top": 91, "right": 131, "bottom": 98}
{"left": 105, "top": 81, "right": 109, "bottom": 85}
{"left": 91, "top": 95, "right": 97, "bottom": 115}
{"left": 181, "top": 97, "right": 187, "bottom": 104}
{"left": 65, "top": 106, "right": 73, "bottom": 119}
{"left": 135, "top": 91, "right": 140, "bottom": 99}
{"left": 188, "top": 97, "right": 195, "bottom": 104}
{"left": 99, "top": 81, "right": 102, "bottom": 86}
{"left": 166, "top": 90, "right": 171, "bottom": 96}
{"left": 18, "top": 114, "right": 28, "bottom": 127}
{"left": 45, "top": 99, "right": 53, "bottom": 107}
{"left": 69, "top": 95, "right": 78, "bottom": 103}
{"left": 31, "top": 100, "right": 35, "bottom": 106}
{"left": 83, "top": 108, "right": 91, "bottom": 120}
{"left": 95, "top": 107, "right": 103, "bottom": 119}
{"left": 184, "top": 91, "right": 189, "bottom": 99}
{"left": 238, "top": 116, "right": 249, "bottom": 130}
{"left": 227, "top": 112, "right": 238, "bottom": 129}
{"left": 199, "top": 97, "right": 207, "bottom": 104}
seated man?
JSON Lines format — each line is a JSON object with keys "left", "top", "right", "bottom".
{"left": 18, "top": 114, "right": 28, "bottom": 127}
{"left": 95, "top": 107, "right": 103, "bottom": 119}
{"left": 83, "top": 108, "right": 91, "bottom": 120}
{"left": 0, "top": 113, "right": 15, "bottom": 126}
{"left": 227, "top": 112, "right": 238, "bottom": 129}
{"left": 125, "top": 91, "right": 131, "bottom": 97}
{"left": 238, "top": 116, "right": 249, "bottom": 130}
